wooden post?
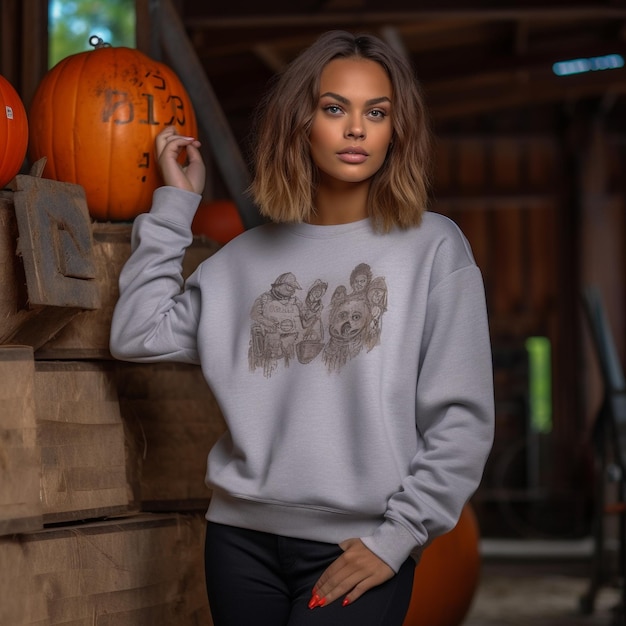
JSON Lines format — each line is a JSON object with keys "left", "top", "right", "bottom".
{"left": 20, "top": 0, "right": 48, "bottom": 109}
{"left": 135, "top": 0, "right": 161, "bottom": 60}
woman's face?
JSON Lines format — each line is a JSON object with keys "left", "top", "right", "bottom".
{"left": 309, "top": 57, "right": 393, "bottom": 188}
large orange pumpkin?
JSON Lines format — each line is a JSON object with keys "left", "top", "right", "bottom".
{"left": 0, "top": 74, "right": 28, "bottom": 189}
{"left": 191, "top": 199, "right": 245, "bottom": 244}
{"left": 403, "top": 504, "right": 481, "bottom": 626}
{"left": 28, "top": 37, "right": 197, "bottom": 221}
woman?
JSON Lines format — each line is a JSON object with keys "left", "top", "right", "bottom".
{"left": 110, "top": 30, "right": 494, "bottom": 626}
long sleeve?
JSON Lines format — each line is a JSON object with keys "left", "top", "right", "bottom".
{"left": 361, "top": 245, "right": 495, "bottom": 571}
{"left": 109, "top": 186, "right": 203, "bottom": 364}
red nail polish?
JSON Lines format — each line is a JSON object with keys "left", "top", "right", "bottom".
{"left": 318, "top": 597, "right": 327, "bottom": 607}
{"left": 308, "top": 594, "right": 320, "bottom": 609}
{"left": 342, "top": 597, "right": 351, "bottom": 607}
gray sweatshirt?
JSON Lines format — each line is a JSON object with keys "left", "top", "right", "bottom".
{"left": 110, "top": 186, "right": 494, "bottom": 572}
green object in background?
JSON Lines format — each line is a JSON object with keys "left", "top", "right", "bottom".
{"left": 526, "top": 336, "right": 553, "bottom": 434}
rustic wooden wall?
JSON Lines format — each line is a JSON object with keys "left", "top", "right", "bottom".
{"left": 431, "top": 117, "right": 626, "bottom": 536}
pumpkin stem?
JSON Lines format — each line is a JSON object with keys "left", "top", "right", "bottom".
{"left": 89, "top": 35, "right": 111, "bottom": 49}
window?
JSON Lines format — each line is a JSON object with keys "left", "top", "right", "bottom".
{"left": 49, "top": 0, "right": 135, "bottom": 68}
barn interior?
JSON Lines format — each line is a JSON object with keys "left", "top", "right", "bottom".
{"left": 1, "top": 1, "right": 626, "bottom": 624}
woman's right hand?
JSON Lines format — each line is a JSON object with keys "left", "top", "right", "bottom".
{"left": 155, "top": 126, "right": 206, "bottom": 195}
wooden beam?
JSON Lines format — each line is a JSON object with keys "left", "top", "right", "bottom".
{"left": 253, "top": 43, "right": 288, "bottom": 73}
{"left": 380, "top": 25, "right": 410, "bottom": 60}
{"left": 183, "top": 7, "right": 626, "bottom": 30}
{"left": 428, "top": 68, "right": 626, "bottom": 120}
{"left": 423, "top": 39, "right": 626, "bottom": 94}
{"left": 135, "top": 0, "right": 161, "bottom": 60}
{"left": 157, "top": 0, "right": 264, "bottom": 229}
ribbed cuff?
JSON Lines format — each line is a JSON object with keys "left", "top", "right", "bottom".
{"left": 361, "top": 518, "right": 420, "bottom": 573}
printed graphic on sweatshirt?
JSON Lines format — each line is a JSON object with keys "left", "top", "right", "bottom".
{"left": 248, "top": 263, "right": 388, "bottom": 377}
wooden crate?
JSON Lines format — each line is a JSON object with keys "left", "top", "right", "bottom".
{"left": 37, "top": 224, "right": 221, "bottom": 359}
{"left": 35, "top": 361, "right": 132, "bottom": 524}
{"left": 33, "top": 224, "right": 131, "bottom": 359}
{"left": 0, "top": 345, "right": 42, "bottom": 535}
{"left": 0, "top": 192, "right": 220, "bottom": 357}
{"left": 117, "top": 362, "right": 226, "bottom": 511}
{"left": 0, "top": 177, "right": 100, "bottom": 349}
{"left": 0, "top": 513, "right": 212, "bottom": 625}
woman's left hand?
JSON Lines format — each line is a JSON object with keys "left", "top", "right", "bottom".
{"left": 309, "top": 538, "right": 395, "bottom": 608}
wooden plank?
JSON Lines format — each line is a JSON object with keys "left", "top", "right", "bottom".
{"left": 0, "top": 196, "right": 29, "bottom": 343}
{"left": 34, "top": 361, "right": 132, "bottom": 524}
{"left": 0, "top": 176, "right": 103, "bottom": 348}
{"left": 37, "top": 224, "right": 220, "bottom": 359}
{"left": 0, "top": 513, "right": 212, "bottom": 625}
{"left": 0, "top": 345, "right": 42, "bottom": 536}
{"left": 450, "top": 205, "right": 491, "bottom": 276}
{"left": 527, "top": 203, "right": 558, "bottom": 314}
{"left": 12, "top": 175, "right": 99, "bottom": 309}
{"left": 183, "top": 6, "right": 626, "bottom": 29}
{"left": 491, "top": 206, "right": 525, "bottom": 317}
{"left": 526, "top": 138, "right": 558, "bottom": 189}
{"left": 117, "top": 362, "right": 226, "bottom": 510}
{"left": 8, "top": 305, "right": 84, "bottom": 351}
{"left": 457, "top": 138, "right": 486, "bottom": 190}
{"left": 492, "top": 138, "right": 522, "bottom": 189}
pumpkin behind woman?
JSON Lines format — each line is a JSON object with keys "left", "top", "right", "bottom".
{"left": 28, "top": 37, "right": 197, "bottom": 221}
{"left": 403, "top": 503, "right": 481, "bottom": 626}
{"left": 191, "top": 199, "right": 245, "bottom": 244}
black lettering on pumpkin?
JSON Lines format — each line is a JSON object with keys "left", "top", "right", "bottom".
{"left": 140, "top": 93, "right": 159, "bottom": 125}
{"left": 102, "top": 89, "right": 134, "bottom": 124}
{"left": 146, "top": 71, "right": 166, "bottom": 90}
{"left": 163, "top": 95, "right": 186, "bottom": 126}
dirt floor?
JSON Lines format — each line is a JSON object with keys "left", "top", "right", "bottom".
{"left": 462, "top": 539, "right": 622, "bottom": 626}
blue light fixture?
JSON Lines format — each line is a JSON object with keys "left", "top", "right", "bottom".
{"left": 552, "top": 53, "right": 625, "bottom": 76}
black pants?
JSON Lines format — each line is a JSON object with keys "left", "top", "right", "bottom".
{"left": 204, "top": 522, "right": 415, "bottom": 626}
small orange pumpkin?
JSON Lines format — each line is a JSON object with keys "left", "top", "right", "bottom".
{"left": 28, "top": 37, "right": 197, "bottom": 221}
{"left": 0, "top": 74, "right": 28, "bottom": 189}
{"left": 403, "top": 504, "right": 481, "bottom": 626}
{"left": 191, "top": 199, "right": 245, "bottom": 244}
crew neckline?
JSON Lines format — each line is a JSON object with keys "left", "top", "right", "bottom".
{"left": 285, "top": 217, "right": 373, "bottom": 239}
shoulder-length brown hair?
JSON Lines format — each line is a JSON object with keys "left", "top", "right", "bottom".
{"left": 249, "top": 30, "right": 432, "bottom": 232}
